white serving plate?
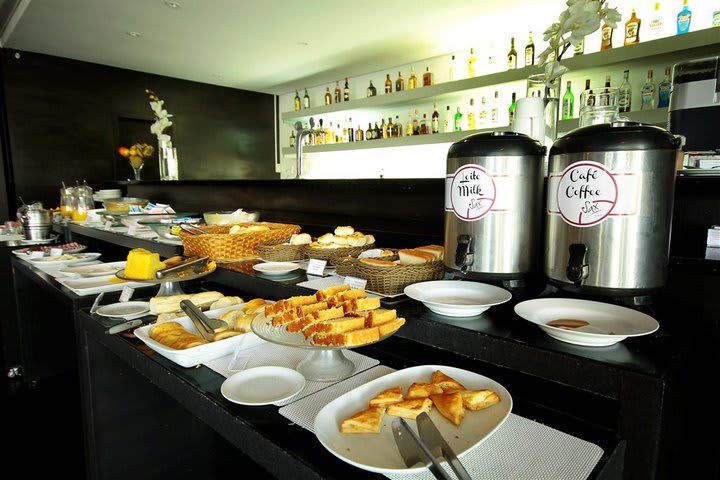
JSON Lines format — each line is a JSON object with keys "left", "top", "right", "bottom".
{"left": 314, "top": 364, "right": 512, "bottom": 475}
{"left": 221, "top": 366, "right": 306, "bottom": 405}
{"left": 404, "top": 280, "right": 512, "bottom": 317}
{"left": 29, "top": 252, "right": 102, "bottom": 266}
{"left": 252, "top": 261, "right": 301, "bottom": 276}
{"left": 55, "top": 274, "right": 146, "bottom": 296}
{"left": 134, "top": 304, "right": 267, "bottom": 367}
{"left": 514, "top": 298, "right": 660, "bottom": 347}
{"left": 95, "top": 301, "right": 151, "bottom": 318}
{"left": 57, "top": 261, "right": 127, "bottom": 277}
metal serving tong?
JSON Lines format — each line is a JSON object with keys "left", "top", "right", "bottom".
{"left": 179, "top": 299, "right": 227, "bottom": 341}
{"left": 392, "top": 413, "right": 472, "bottom": 480}
{"left": 179, "top": 223, "right": 209, "bottom": 236}
{"left": 156, "top": 256, "right": 209, "bottom": 279}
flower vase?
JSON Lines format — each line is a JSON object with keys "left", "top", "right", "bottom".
{"left": 158, "top": 138, "right": 179, "bottom": 181}
{"left": 526, "top": 73, "right": 560, "bottom": 145}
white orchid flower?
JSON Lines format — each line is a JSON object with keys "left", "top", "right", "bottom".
{"left": 545, "top": 61, "right": 569, "bottom": 85}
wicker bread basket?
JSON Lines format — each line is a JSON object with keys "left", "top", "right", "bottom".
{"left": 350, "top": 260, "right": 446, "bottom": 296}
{"left": 303, "top": 244, "right": 373, "bottom": 261}
{"left": 178, "top": 222, "right": 301, "bottom": 263}
{"left": 332, "top": 249, "right": 399, "bottom": 277}
{"left": 257, "top": 237, "right": 307, "bottom": 262}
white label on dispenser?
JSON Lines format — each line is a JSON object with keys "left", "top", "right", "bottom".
{"left": 547, "top": 161, "right": 638, "bottom": 227}
{"left": 445, "top": 165, "right": 498, "bottom": 221}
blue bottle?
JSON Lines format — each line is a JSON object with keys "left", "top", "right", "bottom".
{"left": 677, "top": 0, "right": 692, "bottom": 35}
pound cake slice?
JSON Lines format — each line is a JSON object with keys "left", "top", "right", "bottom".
{"left": 378, "top": 318, "right": 405, "bottom": 337}
{"left": 342, "top": 297, "right": 381, "bottom": 314}
{"left": 286, "top": 306, "right": 344, "bottom": 333}
{"left": 311, "top": 325, "right": 380, "bottom": 347}
{"left": 347, "top": 308, "right": 397, "bottom": 327}
{"left": 302, "top": 316, "right": 366, "bottom": 338}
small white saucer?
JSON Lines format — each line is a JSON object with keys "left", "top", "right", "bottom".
{"left": 253, "top": 262, "right": 301, "bottom": 276}
{"left": 95, "top": 301, "right": 151, "bottom": 319}
{"left": 221, "top": 366, "right": 306, "bottom": 405}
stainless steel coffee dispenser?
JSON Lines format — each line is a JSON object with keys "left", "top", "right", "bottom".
{"left": 444, "top": 132, "right": 546, "bottom": 280}
{"left": 545, "top": 122, "right": 681, "bottom": 295}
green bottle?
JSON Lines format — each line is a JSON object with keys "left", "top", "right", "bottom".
{"left": 562, "top": 81, "right": 575, "bottom": 120}
{"left": 293, "top": 90, "right": 301, "bottom": 111}
{"left": 454, "top": 107, "right": 463, "bottom": 131}
{"left": 508, "top": 92, "right": 517, "bottom": 124}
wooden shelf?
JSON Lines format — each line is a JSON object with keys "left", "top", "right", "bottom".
{"left": 558, "top": 108, "right": 669, "bottom": 132}
{"left": 281, "top": 28, "right": 720, "bottom": 124}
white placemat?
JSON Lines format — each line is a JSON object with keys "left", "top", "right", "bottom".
{"left": 279, "top": 366, "right": 604, "bottom": 480}
{"left": 204, "top": 342, "right": 380, "bottom": 406}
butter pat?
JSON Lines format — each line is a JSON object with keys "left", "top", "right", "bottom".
{"left": 124, "top": 248, "right": 166, "bottom": 280}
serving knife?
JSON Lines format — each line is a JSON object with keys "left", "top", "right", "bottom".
{"left": 106, "top": 318, "right": 144, "bottom": 335}
{"left": 416, "top": 412, "right": 472, "bottom": 480}
{"left": 391, "top": 418, "right": 452, "bottom": 480}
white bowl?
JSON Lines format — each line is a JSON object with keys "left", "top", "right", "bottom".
{"left": 404, "top": 280, "right": 512, "bottom": 317}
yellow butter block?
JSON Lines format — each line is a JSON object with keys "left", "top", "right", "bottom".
{"left": 124, "top": 248, "right": 166, "bottom": 280}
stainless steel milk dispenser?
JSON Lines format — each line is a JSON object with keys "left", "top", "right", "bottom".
{"left": 545, "top": 121, "right": 681, "bottom": 295}
{"left": 444, "top": 132, "right": 546, "bottom": 280}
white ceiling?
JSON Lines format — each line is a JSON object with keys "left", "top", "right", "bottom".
{"left": 1, "top": 0, "right": 560, "bottom": 95}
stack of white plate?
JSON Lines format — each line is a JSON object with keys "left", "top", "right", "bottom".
{"left": 93, "top": 189, "right": 122, "bottom": 203}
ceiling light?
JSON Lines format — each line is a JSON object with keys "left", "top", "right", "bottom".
{"left": 164, "top": 1, "right": 181, "bottom": 8}
{"left": 126, "top": 31, "right": 143, "bottom": 38}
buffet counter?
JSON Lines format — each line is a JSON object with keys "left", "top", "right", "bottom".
{"left": 6, "top": 223, "right": 702, "bottom": 479}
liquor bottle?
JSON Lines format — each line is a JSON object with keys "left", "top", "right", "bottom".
{"left": 324, "top": 87, "right": 332, "bottom": 105}
{"left": 413, "top": 109, "right": 420, "bottom": 135}
{"left": 289, "top": 129, "right": 295, "bottom": 147}
{"left": 356, "top": 125, "right": 364, "bottom": 142}
{"left": 342, "top": 121, "right": 348, "bottom": 143}
{"left": 365, "top": 123, "right": 372, "bottom": 141}
{"left": 624, "top": 8, "right": 641, "bottom": 45}
{"left": 408, "top": 67, "right": 417, "bottom": 89}
{"left": 431, "top": 103, "right": 439, "bottom": 133}
{"left": 326, "top": 122, "right": 334, "bottom": 144}
{"left": 561, "top": 82, "right": 574, "bottom": 120}
{"left": 478, "top": 97, "right": 488, "bottom": 126}
{"left": 677, "top": 0, "right": 692, "bottom": 34}
{"left": 467, "top": 98, "right": 477, "bottom": 130}
{"left": 385, "top": 74, "right": 392, "bottom": 94}
{"left": 343, "top": 77, "right": 350, "bottom": 101}
{"left": 491, "top": 91, "right": 499, "bottom": 125}
{"left": 316, "top": 119, "right": 324, "bottom": 145}
{"left": 334, "top": 81, "right": 342, "bottom": 103}
{"left": 657, "top": 66, "right": 672, "bottom": 108}
{"left": 454, "top": 107, "right": 463, "bottom": 132}
{"left": 449, "top": 55, "right": 458, "bottom": 81}
{"left": 388, "top": 117, "right": 396, "bottom": 138}
{"left": 618, "top": 70, "right": 632, "bottom": 113}
{"left": 444, "top": 106, "right": 452, "bottom": 133}
{"left": 649, "top": 2, "right": 663, "bottom": 37}
{"left": 583, "top": 79, "right": 593, "bottom": 107}
{"left": 509, "top": 92, "right": 517, "bottom": 124}
{"left": 347, "top": 118, "right": 354, "bottom": 142}
{"left": 422, "top": 67, "right": 433, "bottom": 87}
{"left": 574, "top": 37, "right": 585, "bottom": 56}
{"left": 420, "top": 114, "right": 429, "bottom": 135}
{"left": 468, "top": 48, "right": 476, "bottom": 78}
{"left": 507, "top": 37, "right": 518, "bottom": 70}
{"left": 366, "top": 80, "right": 376, "bottom": 97}
{"left": 395, "top": 115, "right": 403, "bottom": 137}
{"left": 303, "top": 89, "right": 310, "bottom": 109}
{"left": 604, "top": 75, "right": 611, "bottom": 88}
{"left": 380, "top": 118, "right": 387, "bottom": 139}
{"left": 599, "top": 75, "right": 612, "bottom": 106}
{"left": 293, "top": 90, "right": 301, "bottom": 111}
{"left": 406, "top": 112, "right": 414, "bottom": 136}
{"left": 641, "top": 69, "right": 656, "bottom": 110}
{"left": 601, "top": 19, "right": 613, "bottom": 50}
{"left": 525, "top": 31, "right": 535, "bottom": 66}
{"left": 374, "top": 121, "right": 381, "bottom": 140}
{"left": 395, "top": 71, "right": 405, "bottom": 92}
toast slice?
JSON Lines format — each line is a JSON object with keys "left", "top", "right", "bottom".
{"left": 459, "top": 390, "right": 501, "bottom": 411}
{"left": 431, "top": 370, "right": 467, "bottom": 392}
{"left": 430, "top": 392, "right": 465, "bottom": 426}
{"left": 386, "top": 398, "right": 433, "bottom": 420}
{"left": 303, "top": 316, "right": 366, "bottom": 338}
{"left": 405, "top": 382, "right": 444, "bottom": 399}
{"left": 286, "top": 306, "right": 345, "bottom": 334}
{"left": 311, "top": 326, "right": 380, "bottom": 347}
{"left": 342, "top": 297, "right": 381, "bottom": 314}
{"left": 339, "top": 406, "right": 385, "bottom": 434}
{"left": 368, "top": 386, "right": 404, "bottom": 408}
{"left": 378, "top": 318, "right": 405, "bottom": 337}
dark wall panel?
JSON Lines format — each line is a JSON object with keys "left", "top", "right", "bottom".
{"left": 0, "top": 49, "right": 277, "bottom": 213}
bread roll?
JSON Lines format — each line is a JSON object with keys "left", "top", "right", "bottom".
{"left": 290, "top": 233, "right": 312, "bottom": 245}
{"left": 334, "top": 226, "right": 355, "bottom": 236}
{"left": 364, "top": 234, "right": 375, "bottom": 245}
{"left": 211, "top": 330, "right": 244, "bottom": 342}
{"left": 318, "top": 233, "right": 334, "bottom": 244}
{"left": 359, "top": 258, "right": 397, "bottom": 268}
{"left": 398, "top": 249, "right": 436, "bottom": 265}
{"left": 210, "top": 296, "right": 243, "bottom": 310}
{"left": 415, "top": 245, "right": 445, "bottom": 261}
{"left": 333, "top": 235, "right": 349, "bottom": 245}
{"left": 347, "top": 235, "right": 367, "bottom": 247}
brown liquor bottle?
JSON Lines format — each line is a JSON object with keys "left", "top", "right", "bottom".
{"left": 324, "top": 87, "right": 332, "bottom": 105}
{"left": 624, "top": 8, "right": 641, "bottom": 45}
{"left": 385, "top": 74, "right": 392, "bottom": 94}
{"left": 422, "top": 67, "right": 433, "bottom": 87}
{"left": 343, "top": 77, "right": 350, "bottom": 101}
{"left": 507, "top": 37, "right": 518, "bottom": 69}
{"left": 408, "top": 67, "right": 417, "bottom": 89}
{"left": 334, "top": 81, "right": 342, "bottom": 103}
{"left": 601, "top": 20, "right": 614, "bottom": 50}
{"left": 395, "top": 71, "right": 405, "bottom": 92}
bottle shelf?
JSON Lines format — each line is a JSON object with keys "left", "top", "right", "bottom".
{"left": 281, "top": 127, "right": 506, "bottom": 155}
{"left": 281, "top": 28, "right": 720, "bottom": 124}
{"left": 558, "top": 108, "right": 669, "bottom": 132}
